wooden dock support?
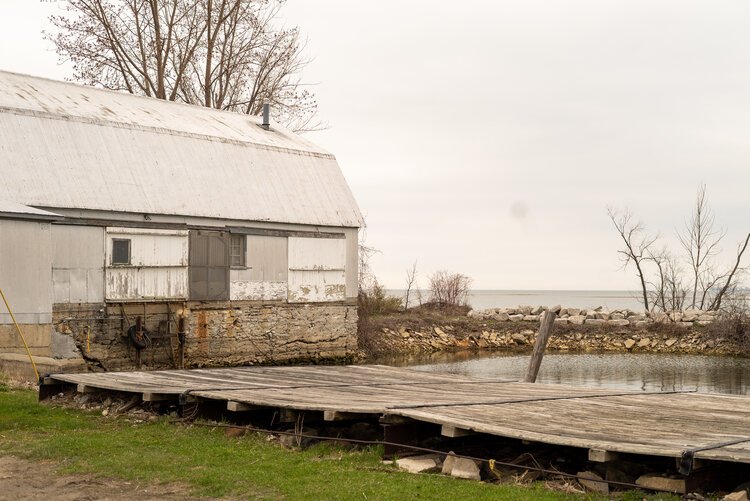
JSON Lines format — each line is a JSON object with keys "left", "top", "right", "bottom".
{"left": 524, "top": 305, "right": 561, "bottom": 383}
{"left": 227, "top": 401, "right": 263, "bottom": 412}
{"left": 142, "top": 393, "right": 175, "bottom": 402}
{"left": 441, "top": 425, "right": 474, "bottom": 438}
{"left": 77, "top": 384, "right": 102, "bottom": 394}
{"left": 323, "top": 411, "right": 376, "bottom": 421}
{"left": 588, "top": 449, "right": 619, "bottom": 463}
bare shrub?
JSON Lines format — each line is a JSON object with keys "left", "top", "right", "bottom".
{"left": 707, "top": 295, "right": 750, "bottom": 350}
{"left": 359, "top": 283, "right": 402, "bottom": 317}
{"left": 428, "top": 271, "right": 472, "bottom": 307}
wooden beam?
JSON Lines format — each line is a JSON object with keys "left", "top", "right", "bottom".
{"left": 589, "top": 449, "right": 619, "bottom": 463}
{"left": 524, "top": 305, "right": 561, "bottom": 383}
{"left": 227, "top": 401, "right": 263, "bottom": 412}
{"left": 77, "top": 384, "right": 102, "bottom": 394}
{"left": 142, "top": 392, "right": 175, "bottom": 402}
{"left": 323, "top": 411, "right": 376, "bottom": 421}
{"left": 276, "top": 408, "right": 298, "bottom": 423}
{"left": 441, "top": 425, "right": 474, "bottom": 438}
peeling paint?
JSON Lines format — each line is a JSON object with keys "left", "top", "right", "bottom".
{"left": 230, "top": 281, "right": 287, "bottom": 301}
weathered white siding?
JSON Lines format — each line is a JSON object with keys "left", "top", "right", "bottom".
{"left": 52, "top": 225, "right": 105, "bottom": 303}
{"left": 230, "top": 235, "right": 288, "bottom": 301}
{"left": 0, "top": 219, "right": 52, "bottom": 323}
{"left": 344, "top": 228, "right": 359, "bottom": 299}
{"left": 287, "top": 237, "right": 346, "bottom": 303}
{"left": 105, "top": 227, "right": 188, "bottom": 301}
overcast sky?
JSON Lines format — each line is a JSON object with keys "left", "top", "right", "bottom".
{"left": 2, "top": 1, "right": 749, "bottom": 290}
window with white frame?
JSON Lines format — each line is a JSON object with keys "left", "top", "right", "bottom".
{"left": 230, "top": 234, "right": 246, "bottom": 268}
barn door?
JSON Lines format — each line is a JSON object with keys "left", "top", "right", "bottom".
{"left": 189, "top": 230, "right": 229, "bottom": 300}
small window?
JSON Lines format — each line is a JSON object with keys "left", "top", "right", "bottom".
{"left": 230, "top": 234, "right": 246, "bottom": 268}
{"left": 112, "top": 238, "right": 131, "bottom": 265}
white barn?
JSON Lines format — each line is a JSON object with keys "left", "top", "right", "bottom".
{"left": 0, "top": 70, "right": 363, "bottom": 379}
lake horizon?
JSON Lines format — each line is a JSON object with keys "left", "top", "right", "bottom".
{"left": 387, "top": 289, "right": 646, "bottom": 312}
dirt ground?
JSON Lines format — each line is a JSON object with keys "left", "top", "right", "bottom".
{"left": 0, "top": 455, "right": 203, "bottom": 501}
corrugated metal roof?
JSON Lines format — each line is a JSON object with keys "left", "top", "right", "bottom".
{"left": 0, "top": 199, "right": 61, "bottom": 220}
{"left": 0, "top": 70, "right": 363, "bottom": 228}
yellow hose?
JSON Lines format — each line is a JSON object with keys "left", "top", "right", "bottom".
{"left": 0, "top": 288, "right": 40, "bottom": 381}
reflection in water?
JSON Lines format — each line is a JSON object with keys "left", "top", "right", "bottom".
{"left": 376, "top": 352, "right": 750, "bottom": 395}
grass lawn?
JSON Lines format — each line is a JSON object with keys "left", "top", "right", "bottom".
{"left": 0, "top": 385, "right": 672, "bottom": 500}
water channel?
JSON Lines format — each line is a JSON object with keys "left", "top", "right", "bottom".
{"left": 377, "top": 352, "right": 750, "bottom": 395}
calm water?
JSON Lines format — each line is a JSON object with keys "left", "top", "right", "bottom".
{"left": 379, "top": 352, "right": 750, "bottom": 395}
{"left": 388, "top": 289, "right": 644, "bottom": 311}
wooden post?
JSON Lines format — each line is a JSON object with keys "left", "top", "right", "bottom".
{"left": 524, "top": 305, "right": 561, "bottom": 383}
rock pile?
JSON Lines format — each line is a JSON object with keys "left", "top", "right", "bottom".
{"left": 468, "top": 306, "right": 718, "bottom": 327}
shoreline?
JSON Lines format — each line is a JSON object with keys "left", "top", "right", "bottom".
{"left": 360, "top": 306, "right": 743, "bottom": 359}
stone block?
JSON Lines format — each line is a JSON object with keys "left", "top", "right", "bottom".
{"left": 586, "top": 319, "right": 607, "bottom": 326}
{"left": 608, "top": 319, "right": 630, "bottom": 327}
{"left": 568, "top": 315, "right": 586, "bottom": 325}
{"left": 578, "top": 470, "right": 609, "bottom": 494}
{"left": 396, "top": 454, "right": 441, "bottom": 474}
{"left": 724, "top": 491, "right": 749, "bottom": 501}
{"left": 635, "top": 474, "right": 685, "bottom": 494}
{"left": 444, "top": 456, "right": 481, "bottom": 480}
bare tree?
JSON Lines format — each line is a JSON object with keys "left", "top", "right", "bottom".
{"left": 428, "top": 271, "right": 472, "bottom": 307}
{"left": 403, "top": 261, "right": 418, "bottom": 311}
{"left": 610, "top": 187, "right": 748, "bottom": 313}
{"left": 679, "top": 184, "right": 726, "bottom": 309}
{"left": 607, "top": 207, "right": 658, "bottom": 312}
{"left": 47, "top": 0, "right": 319, "bottom": 131}
{"left": 648, "top": 249, "right": 687, "bottom": 314}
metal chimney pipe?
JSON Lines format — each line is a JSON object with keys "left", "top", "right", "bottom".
{"left": 261, "top": 103, "right": 270, "bottom": 130}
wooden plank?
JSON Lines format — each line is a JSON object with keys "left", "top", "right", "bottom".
{"left": 45, "top": 364, "right": 750, "bottom": 466}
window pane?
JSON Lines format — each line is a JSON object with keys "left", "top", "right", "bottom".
{"left": 230, "top": 235, "right": 245, "bottom": 267}
{"left": 112, "top": 239, "right": 131, "bottom": 265}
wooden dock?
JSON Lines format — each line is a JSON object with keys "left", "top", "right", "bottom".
{"left": 41, "top": 365, "right": 750, "bottom": 469}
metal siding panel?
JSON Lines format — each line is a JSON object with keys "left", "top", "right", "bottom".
{"left": 287, "top": 237, "right": 346, "bottom": 303}
{"left": 0, "top": 108, "right": 364, "bottom": 228}
{"left": 106, "top": 227, "right": 188, "bottom": 267}
{"left": 287, "top": 270, "right": 346, "bottom": 303}
{"left": 345, "top": 228, "right": 359, "bottom": 299}
{"left": 105, "top": 267, "right": 188, "bottom": 300}
{"left": 189, "top": 230, "right": 229, "bottom": 301}
{"left": 0, "top": 220, "right": 53, "bottom": 323}
{"left": 104, "top": 227, "right": 188, "bottom": 300}
{"left": 288, "top": 237, "right": 346, "bottom": 271}
{"left": 52, "top": 225, "right": 104, "bottom": 303}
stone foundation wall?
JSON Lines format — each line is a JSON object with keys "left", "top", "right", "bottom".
{"left": 185, "top": 302, "right": 358, "bottom": 367}
{"left": 51, "top": 302, "right": 358, "bottom": 372}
